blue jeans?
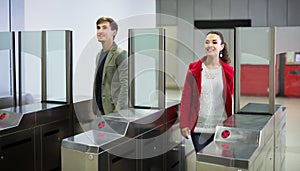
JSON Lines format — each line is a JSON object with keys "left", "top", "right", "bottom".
{"left": 191, "top": 133, "right": 214, "bottom": 152}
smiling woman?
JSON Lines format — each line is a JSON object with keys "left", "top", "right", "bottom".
{"left": 179, "top": 31, "right": 234, "bottom": 152}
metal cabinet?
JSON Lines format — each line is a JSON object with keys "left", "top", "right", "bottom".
{"left": 39, "top": 119, "right": 72, "bottom": 170}
{"left": 0, "top": 129, "right": 35, "bottom": 170}
{"left": 0, "top": 104, "right": 73, "bottom": 171}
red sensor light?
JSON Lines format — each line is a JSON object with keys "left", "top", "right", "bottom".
{"left": 0, "top": 113, "right": 6, "bottom": 120}
{"left": 221, "top": 130, "right": 230, "bottom": 139}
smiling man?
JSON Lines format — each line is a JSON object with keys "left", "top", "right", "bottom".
{"left": 93, "top": 17, "right": 128, "bottom": 115}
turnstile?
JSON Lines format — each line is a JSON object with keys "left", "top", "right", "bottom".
{"left": 62, "top": 100, "right": 181, "bottom": 171}
{"left": 196, "top": 103, "right": 286, "bottom": 171}
{"left": 0, "top": 103, "right": 73, "bottom": 171}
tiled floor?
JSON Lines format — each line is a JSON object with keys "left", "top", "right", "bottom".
{"left": 278, "top": 97, "right": 300, "bottom": 171}
{"left": 166, "top": 89, "right": 300, "bottom": 171}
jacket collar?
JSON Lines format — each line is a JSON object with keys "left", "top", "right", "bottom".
{"left": 189, "top": 56, "right": 230, "bottom": 77}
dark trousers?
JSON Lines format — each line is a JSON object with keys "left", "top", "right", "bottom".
{"left": 191, "top": 132, "right": 214, "bottom": 152}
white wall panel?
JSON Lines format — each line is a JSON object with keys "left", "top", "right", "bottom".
{"left": 0, "top": 0, "right": 10, "bottom": 31}
{"left": 11, "top": 0, "right": 24, "bottom": 31}
{"left": 276, "top": 27, "right": 300, "bottom": 54}
{"left": 24, "top": 0, "right": 156, "bottom": 98}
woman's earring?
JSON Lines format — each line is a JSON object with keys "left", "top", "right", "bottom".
{"left": 219, "top": 53, "right": 223, "bottom": 58}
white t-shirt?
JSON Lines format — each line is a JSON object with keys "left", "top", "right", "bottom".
{"left": 194, "top": 63, "right": 227, "bottom": 133}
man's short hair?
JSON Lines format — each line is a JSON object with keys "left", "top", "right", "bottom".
{"left": 96, "top": 17, "right": 118, "bottom": 31}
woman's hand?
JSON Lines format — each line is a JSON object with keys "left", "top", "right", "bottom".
{"left": 181, "top": 127, "right": 190, "bottom": 139}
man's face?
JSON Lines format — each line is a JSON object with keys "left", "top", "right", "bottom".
{"left": 96, "top": 21, "right": 116, "bottom": 43}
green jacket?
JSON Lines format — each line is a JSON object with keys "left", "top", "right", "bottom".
{"left": 93, "top": 42, "right": 128, "bottom": 115}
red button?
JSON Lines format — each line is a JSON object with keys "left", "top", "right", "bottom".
{"left": 98, "top": 121, "right": 105, "bottom": 128}
{"left": 221, "top": 130, "right": 230, "bottom": 139}
{"left": 0, "top": 113, "right": 6, "bottom": 120}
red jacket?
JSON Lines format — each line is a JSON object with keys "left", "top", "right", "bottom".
{"left": 179, "top": 57, "right": 234, "bottom": 131}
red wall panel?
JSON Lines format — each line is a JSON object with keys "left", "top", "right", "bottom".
{"left": 284, "top": 65, "right": 300, "bottom": 97}
{"left": 240, "top": 64, "right": 278, "bottom": 96}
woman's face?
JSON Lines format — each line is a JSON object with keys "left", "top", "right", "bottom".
{"left": 204, "top": 33, "right": 224, "bottom": 57}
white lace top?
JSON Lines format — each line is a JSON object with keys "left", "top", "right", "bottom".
{"left": 193, "top": 63, "right": 227, "bottom": 133}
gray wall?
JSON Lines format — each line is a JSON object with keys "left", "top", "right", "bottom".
{"left": 157, "top": 0, "right": 300, "bottom": 87}
{"left": 157, "top": 0, "right": 300, "bottom": 26}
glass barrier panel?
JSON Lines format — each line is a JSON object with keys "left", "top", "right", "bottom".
{"left": 0, "top": 32, "right": 14, "bottom": 108}
{"left": 20, "top": 31, "right": 42, "bottom": 103}
{"left": 46, "top": 30, "right": 67, "bottom": 102}
{"left": 129, "top": 28, "right": 165, "bottom": 109}
{"left": 275, "top": 27, "right": 300, "bottom": 98}
{"left": 235, "top": 27, "right": 273, "bottom": 112}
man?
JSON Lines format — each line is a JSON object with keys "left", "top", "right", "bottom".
{"left": 93, "top": 17, "right": 128, "bottom": 115}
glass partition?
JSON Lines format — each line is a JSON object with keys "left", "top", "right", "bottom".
{"left": 235, "top": 27, "right": 276, "bottom": 114}
{"left": 0, "top": 30, "right": 72, "bottom": 108}
{"left": 19, "top": 30, "right": 72, "bottom": 104}
{"left": 0, "top": 32, "right": 16, "bottom": 108}
{"left": 275, "top": 27, "right": 300, "bottom": 98}
{"left": 128, "top": 28, "right": 165, "bottom": 109}
{"left": 45, "top": 31, "right": 68, "bottom": 102}
{"left": 20, "top": 31, "right": 42, "bottom": 104}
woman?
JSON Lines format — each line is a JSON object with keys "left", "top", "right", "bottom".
{"left": 180, "top": 31, "right": 234, "bottom": 152}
